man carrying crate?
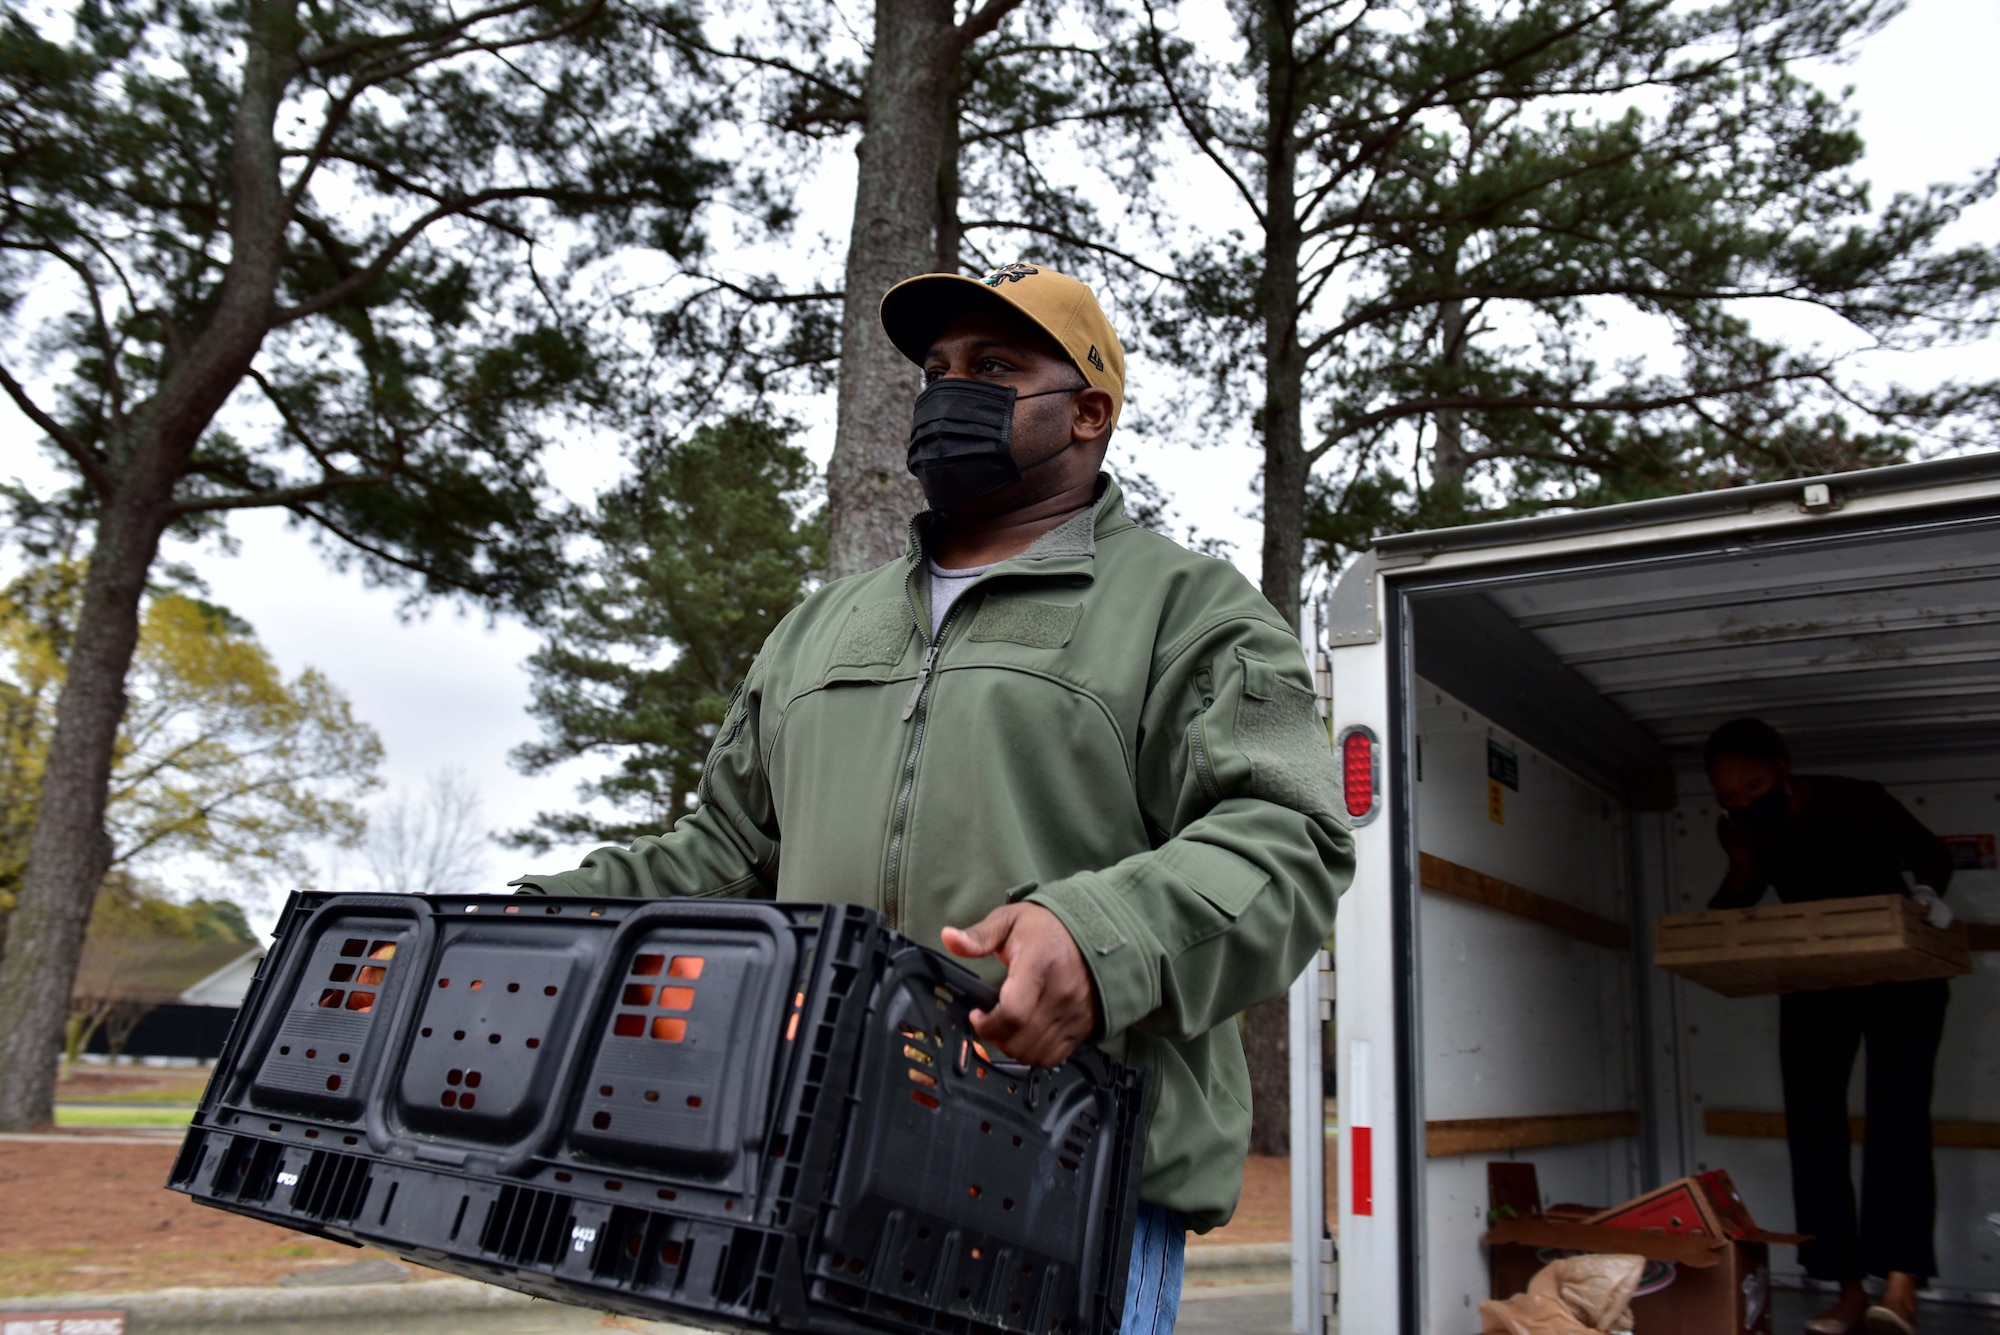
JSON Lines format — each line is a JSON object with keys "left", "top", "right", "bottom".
{"left": 1705, "top": 717, "right": 1956, "bottom": 1335}
{"left": 512, "top": 262, "right": 1355, "bottom": 1332}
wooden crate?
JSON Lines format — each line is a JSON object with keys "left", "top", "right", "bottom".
{"left": 1654, "top": 893, "right": 1971, "bottom": 998}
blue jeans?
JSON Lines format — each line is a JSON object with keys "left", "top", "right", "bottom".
{"left": 1121, "top": 1202, "right": 1185, "bottom": 1333}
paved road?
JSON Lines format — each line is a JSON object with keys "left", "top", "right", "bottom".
{"left": 123, "top": 1283, "right": 1303, "bottom": 1335}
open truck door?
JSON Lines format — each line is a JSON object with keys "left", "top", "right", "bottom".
{"left": 1304, "top": 454, "right": 2000, "bottom": 1334}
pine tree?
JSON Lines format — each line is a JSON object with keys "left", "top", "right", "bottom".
{"left": 0, "top": 0, "right": 719, "bottom": 1129}
{"left": 508, "top": 415, "right": 823, "bottom": 851}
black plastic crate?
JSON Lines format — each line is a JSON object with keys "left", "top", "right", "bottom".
{"left": 169, "top": 892, "right": 1147, "bottom": 1334}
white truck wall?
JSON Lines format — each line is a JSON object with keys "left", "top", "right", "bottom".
{"left": 1330, "top": 608, "right": 1404, "bottom": 1332}
{"left": 1414, "top": 681, "right": 1640, "bottom": 1323}
{"left": 1669, "top": 773, "right": 2000, "bottom": 1294}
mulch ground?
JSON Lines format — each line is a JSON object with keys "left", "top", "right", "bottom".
{"left": 0, "top": 1135, "right": 1334, "bottom": 1297}
{"left": 0, "top": 1137, "right": 402, "bottom": 1298}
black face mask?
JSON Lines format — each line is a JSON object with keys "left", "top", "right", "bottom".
{"left": 1724, "top": 784, "right": 1790, "bottom": 830}
{"left": 907, "top": 377, "right": 1079, "bottom": 512}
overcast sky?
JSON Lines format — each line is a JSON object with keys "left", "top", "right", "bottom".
{"left": 6, "top": 0, "right": 1999, "bottom": 926}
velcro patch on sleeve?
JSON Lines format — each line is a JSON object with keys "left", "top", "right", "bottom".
{"left": 967, "top": 598, "right": 1083, "bottom": 648}
{"left": 1234, "top": 676, "right": 1340, "bottom": 816}
{"left": 829, "top": 602, "right": 914, "bottom": 667}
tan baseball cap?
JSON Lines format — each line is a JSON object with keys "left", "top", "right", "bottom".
{"left": 881, "top": 262, "right": 1126, "bottom": 425}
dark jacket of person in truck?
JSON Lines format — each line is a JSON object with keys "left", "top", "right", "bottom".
{"left": 1705, "top": 716, "right": 1955, "bottom": 1335}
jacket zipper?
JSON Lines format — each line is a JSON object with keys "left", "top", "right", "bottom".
{"left": 1188, "top": 701, "right": 1221, "bottom": 803}
{"left": 884, "top": 569, "right": 963, "bottom": 931}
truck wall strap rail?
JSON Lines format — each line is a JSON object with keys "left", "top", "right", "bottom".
{"left": 1418, "top": 853, "right": 1630, "bottom": 952}
{"left": 1704, "top": 1109, "right": 2000, "bottom": 1150}
{"left": 1424, "top": 1110, "right": 1641, "bottom": 1159}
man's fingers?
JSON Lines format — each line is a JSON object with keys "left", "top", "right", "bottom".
{"left": 972, "top": 966, "right": 1045, "bottom": 1052}
{"left": 941, "top": 904, "right": 1020, "bottom": 960}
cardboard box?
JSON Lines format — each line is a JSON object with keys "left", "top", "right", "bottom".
{"left": 1485, "top": 1166, "right": 1800, "bottom": 1335}
{"left": 1654, "top": 893, "right": 1970, "bottom": 997}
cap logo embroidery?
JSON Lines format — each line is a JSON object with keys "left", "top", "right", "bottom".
{"left": 1087, "top": 345, "right": 1105, "bottom": 372}
{"left": 983, "top": 263, "right": 1040, "bottom": 286}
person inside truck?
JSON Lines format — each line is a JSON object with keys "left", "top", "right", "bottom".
{"left": 512, "top": 261, "right": 1355, "bottom": 1333}
{"left": 1705, "top": 717, "right": 1956, "bottom": 1335}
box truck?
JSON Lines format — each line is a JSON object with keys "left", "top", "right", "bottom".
{"left": 1286, "top": 452, "right": 2000, "bottom": 1333}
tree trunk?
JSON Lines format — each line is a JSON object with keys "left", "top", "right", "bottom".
{"left": 1431, "top": 293, "right": 1471, "bottom": 493}
{"left": 0, "top": 502, "right": 161, "bottom": 1128}
{"left": 0, "top": 11, "right": 291, "bottom": 1131}
{"left": 825, "top": 0, "right": 959, "bottom": 579}
{"left": 1246, "top": 0, "right": 1305, "bottom": 1158}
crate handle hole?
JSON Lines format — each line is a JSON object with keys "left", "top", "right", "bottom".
{"left": 660, "top": 986, "right": 694, "bottom": 1010}
{"left": 357, "top": 965, "right": 385, "bottom": 985}
{"left": 614, "top": 1012, "right": 647, "bottom": 1038}
{"left": 339, "top": 938, "right": 366, "bottom": 957}
{"left": 344, "top": 991, "right": 375, "bottom": 1013}
{"left": 330, "top": 963, "right": 356, "bottom": 983}
{"left": 318, "top": 989, "right": 344, "bottom": 1009}
{"left": 633, "top": 954, "right": 664, "bottom": 976}
{"left": 368, "top": 941, "right": 395, "bottom": 960}
{"left": 668, "top": 956, "right": 704, "bottom": 979}
{"left": 652, "top": 1017, "right": 685, "bottom": 1042}
{"left": 623, "top": 984, "right": 656, "bottom": 1006}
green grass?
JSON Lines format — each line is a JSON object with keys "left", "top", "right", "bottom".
{"left": 53, "top": 1103, "right": 196, "bottom": 1127}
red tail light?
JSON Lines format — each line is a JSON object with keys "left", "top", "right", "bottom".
{"left": 1337, "top": 725, "right": 1378, "bottom": 824}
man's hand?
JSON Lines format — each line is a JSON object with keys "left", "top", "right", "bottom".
{"left": 941, "top": 903, "right": 1098, "bottom": 1068}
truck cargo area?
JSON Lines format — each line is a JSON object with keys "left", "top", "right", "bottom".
{"left": 1321, "top": 456, "right": 2000, "bottom": 1333}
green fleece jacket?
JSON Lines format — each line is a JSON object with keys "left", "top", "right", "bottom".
{"left": 511, "top": 477, "right": 1353, "bottom": 1230}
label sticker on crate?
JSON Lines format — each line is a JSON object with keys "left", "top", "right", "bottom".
{"left": 1487, "top": 739, "right": 1519, "bottom": 790}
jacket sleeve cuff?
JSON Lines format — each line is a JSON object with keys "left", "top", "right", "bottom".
{"left": 507, "top": 870, "right": 589, "bottom": 897}
{"left": 1026, "top": 871, "right": 1160, "bottom": 1039}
